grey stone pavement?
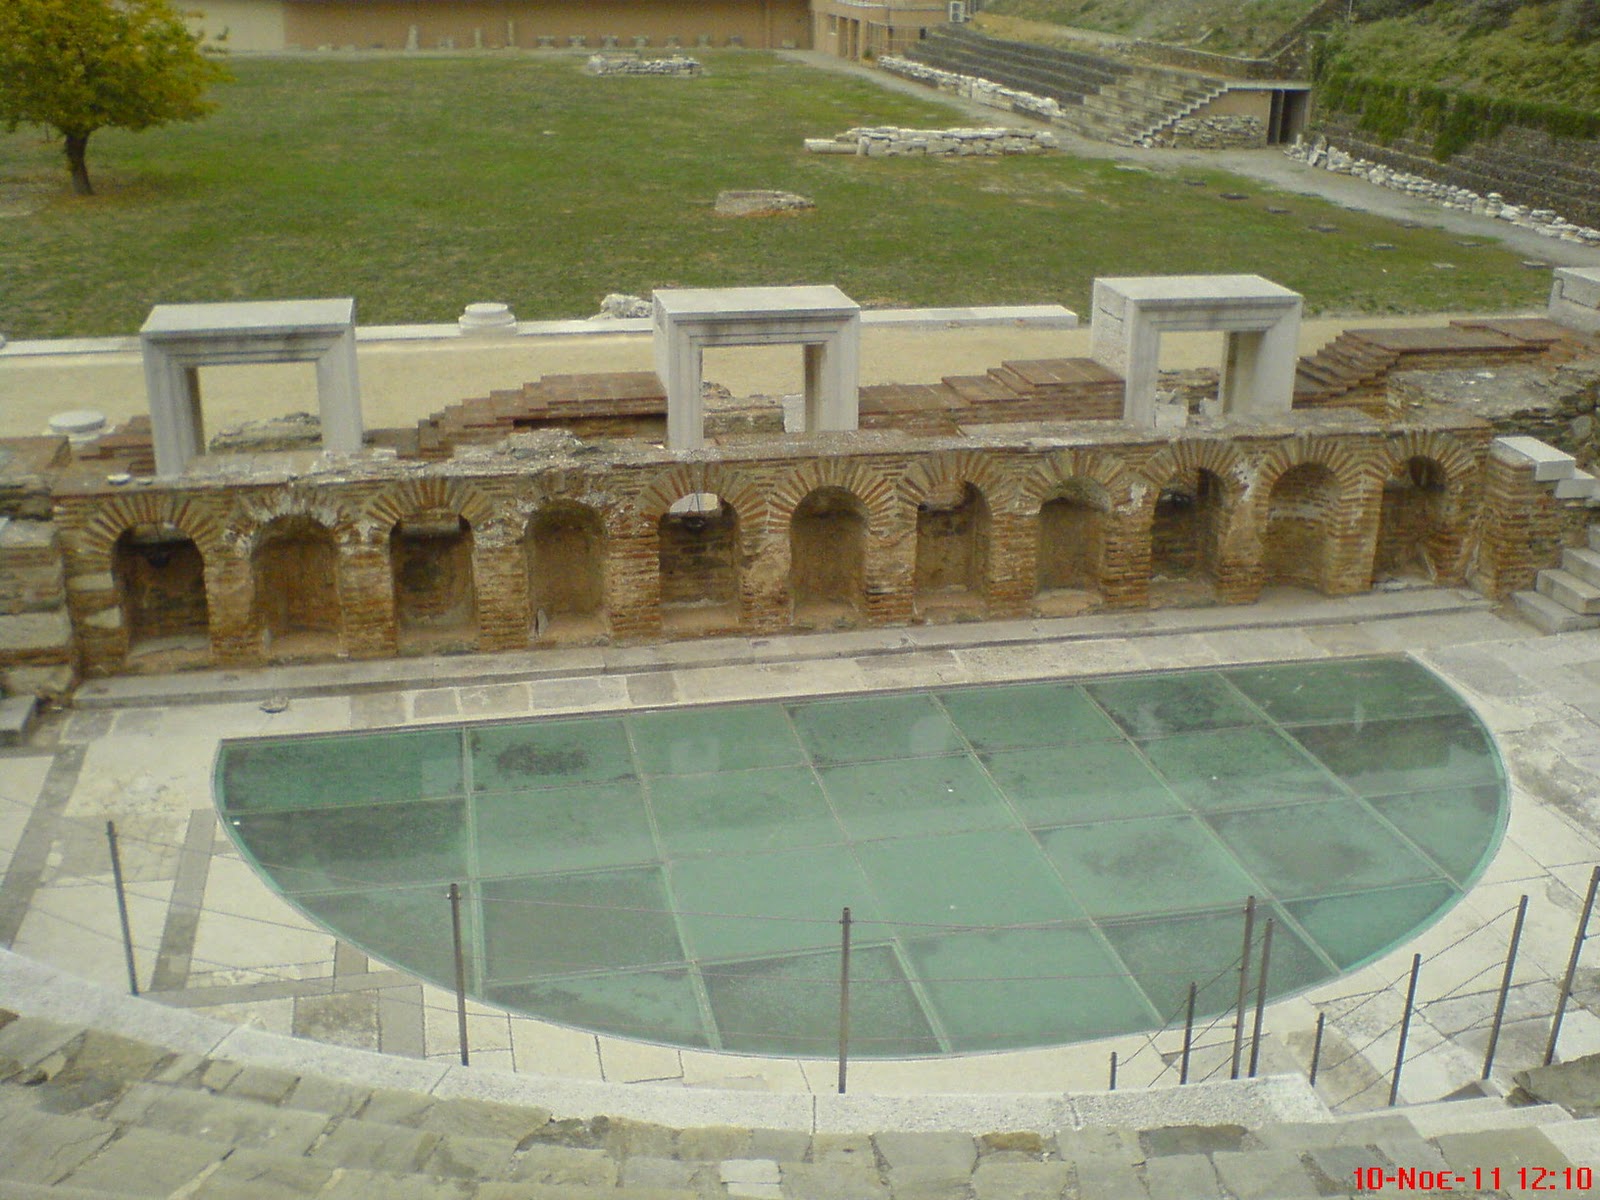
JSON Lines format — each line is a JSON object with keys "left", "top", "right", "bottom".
{"left": 4, "top": 586, "right": 1600, "bottom": 1119}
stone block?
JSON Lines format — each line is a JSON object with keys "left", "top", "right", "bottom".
{"left": 0, "top": 1107, "right": 115, "bottom": 1185}
{"left": 1211, "top": 1148, "right": 1320, "bottom": 1199}
{"left": 0, "top": 694, "right": 39, "bottom": 745}
{"left": 0, "top": 608, "right": 72, "bottom": 657}
{"left": 1551, "top": 267, "right": 1600, "bottom": 333}
{"left": 780, "top": 1162, "right": 890, "bottom": 1199}
{"left": 1144, "top": 1152, "right": 1223, "bottom": 1200}
{"left": 874, "top": 1131, "right": 976, "bottom": 1183}
{"left": 511, "top": 1143, "right": 618, "bottom": 1186}
{"left": 1492, "top": 435, "right": 1576, "bottom": 480}
{"left": 58, "top": 1126, "right": 230, "bottom": 1194}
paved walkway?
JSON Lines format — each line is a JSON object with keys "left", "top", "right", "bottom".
{"left": 5, "top": 587, "right": 1600, "bottom": 1117}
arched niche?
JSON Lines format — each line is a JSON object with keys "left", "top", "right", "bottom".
{"left": 112, "top": 524, "right": 210, "bottom": 665}
{"left": 525, "top": 502, "right": 606, "bottom": 642}
{"left": 1149, "top": 468, "right": 1225, "bottom": 604}
{"left": 1036, "top": 479, "right": 1110, "bottom": 616}
{"left": 790, "top": 486, "right": 868, "bottom": 627}
{"left": 658, "top": 494, "right": 741, "bottom": 634}
{"left": 253, "top": 516, "right": 342, "bottom": 660}
{"left": 1375, "top": 456, "right": 1450, "bottom": 585}
{"left": 914, "top": 482, "right": 990, "bottom": 619}
{"left": 389, "top": 515, "right": 478, "bottom": 653}
{"left": 1262, "top": 462, "right": 1341, "bottom": 592}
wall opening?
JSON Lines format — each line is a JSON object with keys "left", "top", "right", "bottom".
{"left": 526, "top": 502, "right": 606, "bottom": 641}
{"left": 253, "top": 516, "right": 341, "bottom": 660}
{"left": 1375, "top": 456, "right": 1450, "bottom": 586}
{"left": 112, "top": 525, "right": 210, "bottom": 664}
{"left": 790, "top": 486, "right": 868, "bottom": 627}
{"left": 1036, "top": 480, "right": 1110, "bottom": 616}
{"left": 1149, "top": 468, "right": 1225, "bottom": 603}
{"left": 659, "top": 494, "right": 741, "bottom": 634}
{"left": 390, "top": 516, "right": 478, "bottom": 653}
{"left": 915, "top": 482, "right": 990, "bottom": 618}
{"left": 1262, "top": 463, "right": 1340, "bottom": 592}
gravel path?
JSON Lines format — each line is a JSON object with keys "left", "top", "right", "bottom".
{"left": 782, "top": 49, "right": 1600, "bottom": 270}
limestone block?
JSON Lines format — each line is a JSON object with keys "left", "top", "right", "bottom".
{"left": 1492, "top": 435, "right": 1576, "bottom": 481}
{"left": 1, "top": 662, "right": 76, "bottom": 700}
{"left": 82, "top": 606, "right": 125, "bottom": 631}
{"left": 0, "top": 607, "right": 73, "bottom": 656}
{"left": 1551, "top": 267, "right": 1600, "bottom": 334}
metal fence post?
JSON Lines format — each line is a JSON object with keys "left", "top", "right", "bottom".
{"left": 1249, "top": 918, "right": 1275, "bottom": 1078}
{"left": 106, "top": 820, "right": 139, "bottom": 996}
{"left": 1546, "top": 866, "right": 1600, "bottom": 1066}
{"left": 1482, "top": 894, "right": 1528, "bottom": 1080}
{"left": 1389, "top": 953, "right": 1422, "bottom": 1107}
{"left": 449, "top": 882, "right": 469, "bottom": 1067}
{"left": 1108, "top": 1050, "right": 1118, "bottom": 1091}
{"left": 1231, "top": 895, "right": 1256, "bottom": 1080}
{"left": 1180, "top": 982, "right": 1198, "bottom": 1084}
{"left": 1308, "top": 1010, "right": 1326, "bottom": 1086}
{"left": 837, "top": 906, "right": 852, "bottom": 1095}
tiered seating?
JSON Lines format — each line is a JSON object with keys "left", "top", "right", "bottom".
{"left": 860, "top": 357, "right": 1123, "bottom": 434}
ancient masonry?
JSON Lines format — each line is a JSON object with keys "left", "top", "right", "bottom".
{"left": 1, "top": 272, "right": 1598, "bottom": 714}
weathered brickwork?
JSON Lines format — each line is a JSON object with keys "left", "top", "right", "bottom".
{"left": 41, "top": 415, "right": 1515, "bottom": 678}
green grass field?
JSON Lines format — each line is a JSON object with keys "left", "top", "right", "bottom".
{"left": 0, "top": 53, "right": 1553, "bottom": 339}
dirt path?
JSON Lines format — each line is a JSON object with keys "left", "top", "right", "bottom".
{"left": 782, "top": 49, "right": 1600, "bottom": 270}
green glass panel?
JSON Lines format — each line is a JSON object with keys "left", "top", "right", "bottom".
{"left": 818, "top": 756, "right": 1013, "bottom": 841}
{"left": 1086, "top": 673, "right": 1264, "bottom": 739}
{"left": 230, "top": 799, "right": 466, "bottom": 893}
{"left": 704, "top": 945, "right": 939, "bottom": 1057}
{"left": 1206, "top": 801, "right": 1444, "bottom": 900}
{"left": 670, "top": 846, "right": 878, "bottom": 960}
{"left": 1225, "top": 657, "right": 1463, "bottom": 726}
{"left": 469, "top": 719, "right": 634, "bottom": 793}
{"left": 1139, "top": 727, "right": 1339, "bottom": 813}
{"left": 982, "top": 742, "right": 1183, "bottom": 827}
{"left": 629, "top": 705, "right": 806, "bottom": 775}
{"left": 297, "top": 884, "right": 467, "bottom": 989}
{"left": 474, "top": 781, "right": 655, "bottom": 878}
{"left": 480, "top": 867, "right": 682, "bottom": 979}
{"left": 220, "top": 728, "right": 462, "bottom": 811}
{"left": 1290, "top": 713, "right": 1501, "bottom": 797}
{"left": 856, "top": 831, "right": 1088, "bottom": 929}
{"left": 649, "top": 767, "right": 845, "bottom": 859}
{"left": 787, "top": 694, "right": 963, "bottom": 765}
{"left": 488, "top": 967, "right": 710, "bottom": 1048}
{"left": 1368, "top": 785, "right": 1503, "bottom": 885}
{"left": 938, "top": 683, "right": 1120, "bottom": 751}
{"left": 907, "top": 927, "right": 1157, "bottom": 1050}
{"left": 1286, "top": 882, "right": 1459, "bottom": 970}
{"left": 1037, "top": 816, "right": 1258, "bottom": 919}
{"left": 1102, "top": 904, "right": 1334, "bottom": 1024}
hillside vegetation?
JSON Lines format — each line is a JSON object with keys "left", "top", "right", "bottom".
{"left": 976, "top": 0, "right": 1319, "bottom": 54}
{"left": 1319, "top": 0, "right": 1600, "bottom": 111}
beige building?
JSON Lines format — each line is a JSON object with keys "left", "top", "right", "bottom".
{"left": 191, "top": 0, "right": 815, "bottom": 52}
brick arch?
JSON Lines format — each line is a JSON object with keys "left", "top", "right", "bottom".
{"left": 766, "top": 459, "right": 898, "bottom": 530}
{"left": 1383, "top": 429, "right": 1481, "bottom": 490}
{"left": 900, "top": 450, "right": 1017, "bottom": 513}
{"left": 1251, "top": 435, "right": 1386, "bottom": 505}
{"left": 1018, "top": 449, "right": 1138, "bottom": 513}
{"left": 1136, "top": 440, "right": 1250, "bottom": 519}
{"left": 75, "top": 492, "right": 227, "bottom": 569}
{"left": 359, "top": 477, "right": 501, "bottom": 539}
{"left": 227, "top": 490, "right": 357, "bottom": 557}
{"left": 634, "top": 463, "right": 770, "bottom": 528}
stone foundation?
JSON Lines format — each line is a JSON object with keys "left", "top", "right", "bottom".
{"left": 806, "top": 126, "right": 1057, "bottom": 157}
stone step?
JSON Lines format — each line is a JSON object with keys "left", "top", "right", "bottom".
{"left": 1561, "top": 547, "right": 1600, "bottom": 588}
{"left": 1511, "top": 589, "right": 1600, "bottom": 633}
{"left": 1400, "top": 1096, "right": 1571, "bottom": 1138}
{"left": 1537, "top": 567, "right": 1600, "bottom": 614}
{"left": 1590, "top": 524, "right": 1600, "bottom": 553}
{"left": 1555, "top": 467, "right": 1598, "bottom": 500}
{"left": 0, "top": 693, "right": 39, "bottom": 746}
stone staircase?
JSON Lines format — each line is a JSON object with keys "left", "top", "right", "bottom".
{"left": 1516, "top": 523, "right": 1600, "bottom": 634}
{"left": 903, "top": 26, "right": 1228, "bottom": 147}
{"left": 0, "top": 513, "right": 74, "bottom": 737}
{"left": 4, "top": 1004, "right": 1600, "bottom": 1199}
{"left": 1292, "top": 318, "right": 1598, "bottom": 411}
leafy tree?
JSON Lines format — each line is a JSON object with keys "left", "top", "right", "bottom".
{"left": 0, "top": 0, "right": 230, "bottom": 195}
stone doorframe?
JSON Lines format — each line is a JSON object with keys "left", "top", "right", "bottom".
{"left": 1089, "top": 275, "right": 1302, "bottom": 427}
{"left": 141, "top": 299, "right": 364, "bottom": 478}
{"left": 652, "top": 286, "right": 861, "bottom": 450}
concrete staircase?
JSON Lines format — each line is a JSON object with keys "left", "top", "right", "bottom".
{"left": 903, "top": 26, "right": 1228, "bottom": 147}
{"left": 4, "top": 1005, "right": 1599, "bottom": 1199}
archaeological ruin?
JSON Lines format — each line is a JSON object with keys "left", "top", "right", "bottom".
{"left": 1, "top": 270, "right": 1599, "bottom": 720}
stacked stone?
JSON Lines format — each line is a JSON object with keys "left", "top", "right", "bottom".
{"left": 0, "top": 517, "right": 73, "bottom": 705}
{"left": 805, "top": 126, "right": 1058, "bottom": 157}
{"left": 583, "top": 53, "right": 701, "bottom": 76}
{"left": 1286, "top": 136, "right": 1600, "bottom": 246}
{"left": 878, "top": 55, "right": 1065, "bottom": 122}
{"left": 1156, "top": 114, "right": 1265, "bottom": 149}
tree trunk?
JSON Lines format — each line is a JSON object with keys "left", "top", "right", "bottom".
{"left": 64, "top": 132, "right": 93, "bottom": 196}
